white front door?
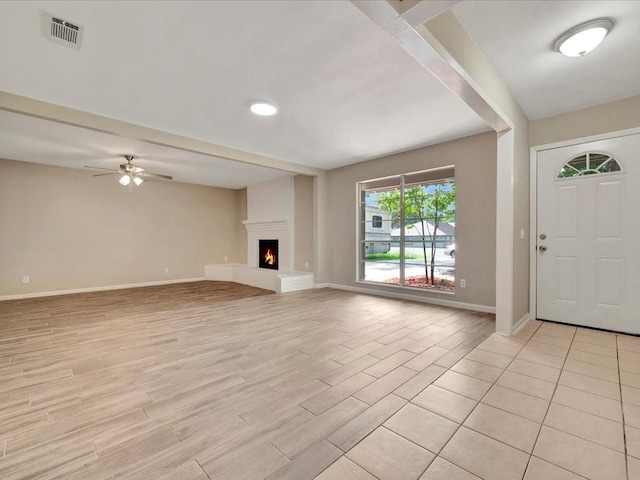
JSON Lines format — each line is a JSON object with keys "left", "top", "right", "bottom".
{"left": 537, "top": 133, "right": 640, "bottom": 334}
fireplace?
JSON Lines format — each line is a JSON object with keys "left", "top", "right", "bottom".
{"left": 258, "top": 239, "right": 279, "bottom": 270}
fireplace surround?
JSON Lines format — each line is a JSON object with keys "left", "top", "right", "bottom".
{"left": 204, "top": 177, "right": 313, "bottom": 293}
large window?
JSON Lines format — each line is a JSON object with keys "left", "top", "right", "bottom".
{"left": 359, "top": 168, "right": 455, "bottom": 291}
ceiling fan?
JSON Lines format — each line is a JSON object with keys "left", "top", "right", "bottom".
{"left": 84, "top": 155, "right": 172, "bottom": 192}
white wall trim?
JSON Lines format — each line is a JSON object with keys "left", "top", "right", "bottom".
{"left": 321, "top": 283, "right": 496, "bottom": 314}
{"left": 0, "top": 277, "right": 206, "bottom": 301}
{"left": 529, "top": 126, "right": 640, "bottom": 327}
{"left": 529, "top": 145, "right": 538, "bottom": 323}
{"left": 512, "top": 312, "right": 530, "bottom": 335}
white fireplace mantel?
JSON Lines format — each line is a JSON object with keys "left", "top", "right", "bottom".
{"left": 242, "top": 220, "right": 290, "bottom": 232}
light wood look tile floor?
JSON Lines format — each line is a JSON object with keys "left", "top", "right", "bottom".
{"left": 0, "top": 281, "right": 636, "bottom": 479}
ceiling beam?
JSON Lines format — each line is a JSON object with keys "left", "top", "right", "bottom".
{"left": 351, "top": 0, "right": 459, "bottom": 27}
{"left": 393, "top": 0, "right": 461, "bottom": 28}
{"left": 351, "top": 0, "right": 510, "bottom": 132}
{"left": 0, "top": 91, "right": 324, "bottom": 177}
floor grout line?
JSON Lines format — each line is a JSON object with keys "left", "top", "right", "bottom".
{"left": 395, "top": 323, "right": 541, "bottom": 479}
{"left": 194, "top": 458, "right": 211, "bottom": 479}
{"left": 616, "top": 335, "right": 630, "bottom": 480}
{"left": 91, "top": 440, "right": 99, "bottom": 460}
{"left": 476, "top": 323, "right": 545, "bottom": 480}
{"left": 521, "top": 323, "right": 576, "bottom": 479}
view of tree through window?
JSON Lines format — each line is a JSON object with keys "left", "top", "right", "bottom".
{"left": 359, "top": 173, "right": 455, "bottom": 291}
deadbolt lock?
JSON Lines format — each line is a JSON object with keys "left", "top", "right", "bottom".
{"left": 539, "top": 234, "right": 547, "bottom": 240}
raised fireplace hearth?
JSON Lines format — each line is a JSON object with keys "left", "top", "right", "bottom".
{"left": 259, "top": 239, "right": 279, "bottom": 270}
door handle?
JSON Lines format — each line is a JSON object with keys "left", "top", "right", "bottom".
{"left": 538, "top": 245, "right": 547, "bottom": 253}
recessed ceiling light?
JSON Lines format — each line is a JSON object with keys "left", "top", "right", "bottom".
{"left": 553, "top": 18, "right": 614, "bottom": 57}
{"left": 250, "top": 102, "right": 278, "bottom": 116}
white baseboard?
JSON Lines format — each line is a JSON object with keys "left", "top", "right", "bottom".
{"left": 0, "top": 277, "right": 206, "bottom": 301}
{"left": 3, "top": 277, "right": 499, "bottom": 320}
{"left": 511, "top": 312, "right": 531, "bottom": 335}
{"left": 319, "top": 283, "right": 496, "bottom": 314}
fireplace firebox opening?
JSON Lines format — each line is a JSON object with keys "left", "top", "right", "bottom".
{"left": 259, "top": 239, "right": 279, "bottom": 270}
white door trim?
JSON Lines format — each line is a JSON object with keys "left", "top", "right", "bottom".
{"left": 529, "top": 126, "right": 640, "bottom": 323}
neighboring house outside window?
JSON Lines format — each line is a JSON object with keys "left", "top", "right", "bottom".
{"left": 358, "top": 168, "right": 455, "bottom": 291}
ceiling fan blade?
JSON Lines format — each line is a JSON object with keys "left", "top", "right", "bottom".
{"left": 84, "top": 165, "right": 120, "bottom": 172}
{"left": 119, "top": 164, "right": 144, "bottom": 174}
{"left": 139, "top": 172, "right": 173, "bottom": 181}
{"left": 92, "top": 172, "right": 118, "bottom": 177}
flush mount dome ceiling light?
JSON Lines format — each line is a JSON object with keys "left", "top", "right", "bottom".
{"left": 250, "top": 101, "right": 278, "bottom": 116}
{"left": 553, "top": 18, "right": 614, "bottom": 57}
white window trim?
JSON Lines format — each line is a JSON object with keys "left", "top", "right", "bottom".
{"left": 357, "top": 173, "right": 456, "bottom": 293}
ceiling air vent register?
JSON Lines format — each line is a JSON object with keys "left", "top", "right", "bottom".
{"left": 45, "top": 13, "right": 84, "bottom": 50}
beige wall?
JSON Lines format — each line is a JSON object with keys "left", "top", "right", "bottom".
{"left": 0, "top": 159, "right": 242, "bottom": 296}
{"left": 294, "top": 175, "right": 314, "bottom": 273}
{"left": 530, "top": 95, "right": 640, "bottom": 147}
{"left": 235, "top": 188, "right": 248, "bottom": 265}
{"left": 326, "top": 132, "right": 496, "bottom": 308}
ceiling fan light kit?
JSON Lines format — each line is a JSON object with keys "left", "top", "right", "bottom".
{"left": 553, "top": 18, "right": 614, "bottom": 57}
{"left": 118, "top": 174, "right": 131, "bottom": 186}
{"left": 84, "top": 155, "right": 172, "bottom": 193}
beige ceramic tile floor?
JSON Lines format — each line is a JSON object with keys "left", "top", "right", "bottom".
{"left": 0, "top": 282, "right": 637, "bottom": 479}
{"left": 326, "top": 319, "right": 637, "bottom": 480}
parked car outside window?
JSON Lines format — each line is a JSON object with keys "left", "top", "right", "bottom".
{"left": 444, "top": 243, "right": 455, "bottom": 258}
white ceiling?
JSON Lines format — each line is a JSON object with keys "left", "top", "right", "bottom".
{"left": 0, "top": 0, "right": 488, "bottom": 184}
{"left": 452, "top": 0, "right": 640, "bottom": 120}
{"left": 1, "top": 1, "right": 638, "bottom": 188}
{"left": 0, "top": 110, "right": 290, "bottom": 189}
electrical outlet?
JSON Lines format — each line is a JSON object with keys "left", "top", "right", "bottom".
{"left": 22, "top": 276, "right": 29, "bottom": 284}
{"left": 460, "top": 279, "right": 466, "bottom": 288}
{"left": 520, "top": 228, "right": 525, "bottom": 240}
{"left": 224, "top": 256, "right": 228, "bottom": 262}
{"left": 164, "top": 267, "right": 169, "bottom": 273}
{"left": 305, "top": 262, "right": 309, "bottom": 269}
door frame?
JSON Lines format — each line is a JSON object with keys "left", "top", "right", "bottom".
{"left": 528, "top": 126, "right": 640, "bottom": 323}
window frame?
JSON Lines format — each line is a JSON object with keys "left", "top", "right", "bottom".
{"left": 357, "top": 167, "right": 455, "bottom": 293}
{"left": 556, "top": 151, "right": 623, "bottom": 180}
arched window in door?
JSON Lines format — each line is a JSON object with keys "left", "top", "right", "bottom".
{"left": 557, "top": 152, "right": 622, "bottom": 179}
